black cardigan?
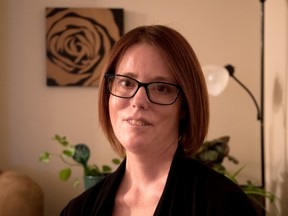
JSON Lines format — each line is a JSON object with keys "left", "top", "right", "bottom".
{"left": 60, "top": 147, "right": 257, "bottom": 216}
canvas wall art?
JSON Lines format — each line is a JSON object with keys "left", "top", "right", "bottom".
{"left": 46, "top": 8, "right": 124, "bottom": 87}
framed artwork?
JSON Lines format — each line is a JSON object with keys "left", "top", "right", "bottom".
{"left": 46, "top": 8, "right": 124, "bottom": 87}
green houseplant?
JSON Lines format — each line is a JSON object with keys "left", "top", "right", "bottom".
{"left": 192, "top": 136, "right": 277, "bottom": 215}
{"left": 39, "top": 134, "right": 121, "bottom": 189}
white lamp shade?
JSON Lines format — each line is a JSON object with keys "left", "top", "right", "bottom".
{"left": 202, "top": 65, "right": 229, "bottom": 96}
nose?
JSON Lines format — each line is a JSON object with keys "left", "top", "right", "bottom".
{"left": 131, "top": 86, "right": 149, "bottom": 108}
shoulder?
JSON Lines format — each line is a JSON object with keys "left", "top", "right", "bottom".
{"left": 168, "top": 155, "right": 258, "bottom": 215}
{"left": 172, "top": 146, "right": 229, "bottom": 182}
{"left": 172, "top": 155, "right": 246, "bottom": 195}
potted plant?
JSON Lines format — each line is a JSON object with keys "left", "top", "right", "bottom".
{"left": 191, "top": 136, "right": 277, "bottom": 215}
{"left": 39, "top": 134, "right": 121, "bottom": 189}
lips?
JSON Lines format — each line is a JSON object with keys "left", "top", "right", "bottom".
{"left": 127, "top": 119, "right": 150, "bottom": 126}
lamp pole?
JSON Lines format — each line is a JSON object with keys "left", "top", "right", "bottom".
{"left": 259, "top": 0, "right": 265, "bottom": 190}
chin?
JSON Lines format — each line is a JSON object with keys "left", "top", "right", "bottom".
{"left": 121, "top": 140, "right": 149, "bottom": 154}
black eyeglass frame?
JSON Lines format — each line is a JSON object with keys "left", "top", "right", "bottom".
{"left": 105, "top": 74, "right": 181, "bottom": 105}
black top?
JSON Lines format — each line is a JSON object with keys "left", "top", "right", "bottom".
{"left": 60, "top": 147, "right": 257, "bottom": 216}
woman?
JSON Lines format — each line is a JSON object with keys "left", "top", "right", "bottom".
{"left": 61, "top": 25, "right": 257, "bottom": 216}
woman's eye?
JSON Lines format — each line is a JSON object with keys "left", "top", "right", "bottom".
{"left": 157, "top": 85, "right": 171, "bottom": 92}
{"left": 155, "top": 84, "right": 171, "bottom": 93}
{"left": 117, "top": 78, "right": 134, "bottom": 88}
{"left": 156, "top": 85, "right": 165, "bottom": 92}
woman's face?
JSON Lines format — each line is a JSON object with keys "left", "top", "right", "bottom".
{"left": 109, "top": 43, "right": 182, "bottom": 156}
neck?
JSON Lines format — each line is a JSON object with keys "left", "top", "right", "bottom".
{"left": 124, "top": 144, "right": 178, "bottom": 186}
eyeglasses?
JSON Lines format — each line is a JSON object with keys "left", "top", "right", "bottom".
{"left": 105, "top": 74, "right": 181, "bottom": 105}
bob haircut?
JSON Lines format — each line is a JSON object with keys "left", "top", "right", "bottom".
{"left": 99, "top": 25, "right": 209, "bottom": 157}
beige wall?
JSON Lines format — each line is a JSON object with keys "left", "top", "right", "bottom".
{"left": 0, "top": 0, "right": 286, "bottom": 215}
{"left": 266, "top": 0, "right": 288, "bottom": 215}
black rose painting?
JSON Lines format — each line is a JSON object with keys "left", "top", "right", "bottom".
{"left": 46, "top": 8, "right": 124, "bottom": 86}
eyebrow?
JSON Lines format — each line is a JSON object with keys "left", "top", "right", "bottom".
{"left": 116, "top": 72, "right": 177, "bottom": 83}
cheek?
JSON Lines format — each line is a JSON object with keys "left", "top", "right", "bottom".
{"left": 109, "top": 97, "right": 127, "bottom": 125}
{"left": 170, "top": 103, "right": 183, "bottom": 129}
{"left": 167, "top": 111, "right": 181, "bottom": 130}
{"left": 157, "top": 104, "right": 182, "bottom": 128}
{"left": 109, "top": 97, "right": 117, "bottom": 125}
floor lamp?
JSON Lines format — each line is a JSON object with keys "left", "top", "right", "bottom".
{"left": 203, "top": 0, "right": 266, "bottom": 190}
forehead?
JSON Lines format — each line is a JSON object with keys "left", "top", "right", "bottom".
{"left": 116, "top": 43, "right": 174, "bottom": 81}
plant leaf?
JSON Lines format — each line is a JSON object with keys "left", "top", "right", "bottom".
{"left": 53, "top": 134, "right": 69, "bottom": 146}
{"left": 85, "top": 165, "right": 101, "bottom": 176}
{"left": 231, "top": 165, "right": 246, "bottom": 178}
{"left": 59, "top": 168, "right": 71, "bottom": 181}
{"left": 112, "top": 158, "right": 121, "bottom": 165}
{"left": 227, "top": 155, "right": 239, "bottom": 164}
{"left": 72, "top": 178, "right": 80, "bottom": 188}
{"left": 39, "top": 152, "right": 51, "bottom": 163}
{"left": 73, "top": 144, "right": 90, "bottom": 165}
{"left": 62, "top": 147, "right": 75, "bottom": 158}
{"left": 102, "top": 165, "right": 112, "bottom": 173}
